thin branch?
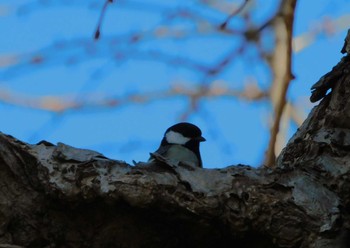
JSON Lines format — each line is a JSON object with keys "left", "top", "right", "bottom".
{"left": 0, "top": 82, "right": 268, "bottom": 113}
{"left": 94, "top": 0, "right": 115, "bottom": 40}
{"left": 264, "top": 0, "right": 297, "bottom": 167}
{"left": 293, "top": 15, "right": 350, "bottom": 53}
{"left": 220, "top": 0, "right": 250, "bottom": 29}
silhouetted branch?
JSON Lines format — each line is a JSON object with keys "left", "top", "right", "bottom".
{"left": 220, "top": 0, "right": 250, "bottom": 29}
{"left": 94, "top": 0, "right": 115, "bottom": 40}
{"left": 309, "top": 30, "right": 350, "bottom": 102}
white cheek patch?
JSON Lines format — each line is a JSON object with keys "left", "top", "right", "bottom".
{"left": 165, "top": 131, "right": 191, "bottom": 145}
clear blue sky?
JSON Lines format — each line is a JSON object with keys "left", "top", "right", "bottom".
{"left": 0, "top": 0, "right": 349, "bottom": 168}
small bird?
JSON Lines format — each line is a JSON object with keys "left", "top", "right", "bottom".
{"left": 149, "top": 122, "right": 206, "bottom": 168}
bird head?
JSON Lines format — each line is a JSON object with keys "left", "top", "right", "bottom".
{"left": 163, "top": 122, "right": 206, "bottom": 145}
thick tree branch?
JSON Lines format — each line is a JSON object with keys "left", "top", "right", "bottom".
{"left": 1, "top": 28, "right": 350, "bottom": 248}
{"left": 0, "top": 105, "right": 347, "bottom": 248}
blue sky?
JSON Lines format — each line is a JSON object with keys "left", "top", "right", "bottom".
{"left": 0, "top": 0, "right": 349, "bottom": 168}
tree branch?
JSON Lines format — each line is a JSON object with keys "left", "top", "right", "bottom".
{"left": 264, "top": 0, "right": 297, "bottom": 167}
{"left": 0, "top": 82, "right": 268, "bottom": 113}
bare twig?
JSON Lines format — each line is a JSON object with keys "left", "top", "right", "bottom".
{"left": 264, "top": 0, "right": 297, "bottom": 167}
{"left": 94, "top": 0, "right": 115, "bottom": 40}
{"left": 293, "top": 15, "right": 350, "bottom": 53}
{"left": 220, "top": 0, "right": 250, "bottom": 29}
{"left": 0, "top": 82, "right": 268, "bottom": 113}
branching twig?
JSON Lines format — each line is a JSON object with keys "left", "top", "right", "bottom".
{"left": 264, "top": 0, "right": 297, "bottom": 167}
{"left": 220, "top": 0, "right": 250, "bottom": 29}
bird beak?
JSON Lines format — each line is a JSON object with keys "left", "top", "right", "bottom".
{"left": 197, "top": 136, "right": 206, "bottom": 142}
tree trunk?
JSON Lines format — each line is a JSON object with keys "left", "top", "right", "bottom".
{"left": 1, "top": 31, "right": 350, "bottom": 248}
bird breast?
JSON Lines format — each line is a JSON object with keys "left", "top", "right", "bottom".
{"left": 164, "top": 145, "right": 199, "bottom": 167}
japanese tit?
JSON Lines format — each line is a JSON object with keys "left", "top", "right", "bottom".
{"left": 149, "top": 122, "right": 206, "bottom": 168}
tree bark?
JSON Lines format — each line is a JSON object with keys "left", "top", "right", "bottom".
{"left": 1, "top": 32, "right": 350, "bottom": 248}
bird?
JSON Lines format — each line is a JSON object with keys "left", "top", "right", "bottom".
{"left": 149, "top": 122, "right": 206, "bottom": 168}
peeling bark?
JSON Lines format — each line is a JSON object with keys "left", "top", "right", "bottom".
{"left": 1, "top": 31, "right": 350, "bottom": 248}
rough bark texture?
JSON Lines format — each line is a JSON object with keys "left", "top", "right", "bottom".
{"left": 1, "top": 32, "right": 350, "bottom": 248}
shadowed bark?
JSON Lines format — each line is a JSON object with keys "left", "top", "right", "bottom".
{"left": 1, "top": 31, "right": 350, "bottom": 248}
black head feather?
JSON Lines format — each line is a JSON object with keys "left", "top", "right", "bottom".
{"left": 166, "top": 122, "right": 202, "bottom": 138}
